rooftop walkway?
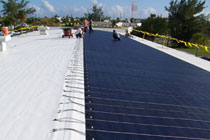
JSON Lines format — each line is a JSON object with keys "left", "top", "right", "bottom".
{"left": 84, "top": 30, "right": 210, "bottom": 140}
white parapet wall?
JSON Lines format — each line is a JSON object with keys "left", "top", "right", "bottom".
{"left": 0, "top": 35, "right": 11, "bottom": 51}
{"left": 50, "top": 38, "right": 86, "bottom": 140}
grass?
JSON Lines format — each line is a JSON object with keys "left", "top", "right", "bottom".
{"left": 154, "top": 37, "right": 210, "bottom": 57}
{"left": 139, "top": 35, "right": 210, "bottom": 57}
{"left": 175, "top": 40, "right": 210, "bottom": 57}
{"left": 175, "top": 47, "right": 210, "bottom": 57}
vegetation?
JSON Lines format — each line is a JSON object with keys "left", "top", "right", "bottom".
{"left": 190, "top": 32, "right": 208, "bottom": 45}
{"left": 130, "top": 0, "right": 210, "bottom": 56}
{"left": 165, "top": 0, "right": 206, "bottom": 47}
{"left": 111, "top": 17, "right": 120, "bottom": 27}
{"left": 176, "top": 47, "right": 210, "bottom": 57}
{"left": 0, "top": 0, "right": 35, "bottom": 26}
{"left": 26, "top": 17, "right": 60, "bottom": 26}
{"left": 132, "top": 14, "right": 168, "bottom": 41}
{"left": 84, "top": 4, "right": 104, "bottom": 21}
{"left": 198, "top": 14, "right": 210, "bottom": 35}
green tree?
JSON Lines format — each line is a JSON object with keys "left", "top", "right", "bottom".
{"left": 111, "top": 19, "right": 117, "bottom": 27}
{"left": 84, "top": 4, "right": 104, "bottom": 21}
{"left": 104, "top": 16, "right": 111, "bottom": 21}
{"left": 191, "top": 32, "right": 208, "bottom": 45}
{"left": 0, "top": 0, "right": 36, "bottom": 26}
{"left": 28, "top": 17, "right": 60, "bottom": 26}
{"left": 26, "top": 17, "right": 36, "bottom": 25}
{"left": 2, "top": 15, "right": 14, "bottom": 26}
{"left": 132, "top": 14, "right": 168, "bottom": 41}
{"left": 17, "top": 10, "right": 27, "bottom": 23}
{"left": 198, "top": 14, "right": 210, "bottom": 35}
{"left": 116, "top": 17, "right": 120, "bottom": 22}
{"left": 165, "top": 0, "right": 206, "bottom": 47}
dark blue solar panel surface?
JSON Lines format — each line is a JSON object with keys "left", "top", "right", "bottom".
{"left": 84, "top": 31, "right": 210, "bottom": 140}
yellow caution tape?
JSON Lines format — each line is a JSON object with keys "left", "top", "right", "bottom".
{"left": 188, "top": 42, "right": 192, "bottom": 47}
{"left": 192, "top": 43, "right": 198, "bottom": 48}
{"left": 6, "top": 25, "right": 43, "bottom": 33}
{"left": 205, "top": 46, "right": 209, "bottom": 52}
{"left": 129, "top": 27, "right": 210, "bottom": 52}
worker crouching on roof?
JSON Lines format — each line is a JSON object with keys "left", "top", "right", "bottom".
{"left": 75, "top": 27, "right": 83, "bottom": 38}
{"left": 113, "top": 30, "right": 120, "bottom": 41}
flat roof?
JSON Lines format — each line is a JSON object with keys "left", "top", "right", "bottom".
{"left": 0, "top": 30, "right": 85, "bottom": 140}
{"left": 1, "top": 28, "right": 210, "bottom": 140}
{"left": 84, "top": 30, "right": 210, "bottom": 139}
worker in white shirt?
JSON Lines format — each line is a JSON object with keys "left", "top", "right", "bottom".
{"left": 75, "top": 27, "right": 83, "bottom": 38}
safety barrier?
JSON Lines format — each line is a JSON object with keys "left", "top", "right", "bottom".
{"left": 4, "top": 25, "right": 43, "bottom": 35}
{"left": 0, "top": 25, "right": 45, "bottom": 38}
{"left": 5, "top": 24, "right": 209, "bottom": 52}
{"left": 130, "top": 28, "right": 209, "bottom": 52}
{"left": 67, "top": 23, "right": 209, "bottom": 53}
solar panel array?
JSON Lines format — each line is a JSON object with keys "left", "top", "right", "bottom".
{"left": 84, "top": 31, "right": 210, "bottom": 140}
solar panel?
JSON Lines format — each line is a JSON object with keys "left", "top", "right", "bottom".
{"left": 84, "top": 31, "right": 210, "bottom": 140}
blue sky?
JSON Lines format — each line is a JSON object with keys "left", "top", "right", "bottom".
{"left": 2, "top": 0, "right": 210, "bottom": 18}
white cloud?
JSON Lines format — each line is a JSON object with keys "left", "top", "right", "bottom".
{"left": 141, "top": 8, "right": 157, "bottom": 18}
{"left": 29, "top": 4, "right": 41, "bottom": 12}
{"left": 91, "top": 0, "right": 97, "bottom": 5}
{"left": 28, "top": 4, "right": 45, "bottom": 16}
{"left": 106, "top": 5, "right": 130, "bottom": 19}
{"left": 29, "top": 0, "right": 56, "bottom": 16}
{"left": 198, "top": 11, "right": 210, "bottom": 16}
{"left": 163, "top": 11, "right": 169, "bottom": 17}
{"left": 112, "top": 5, "right": 124, "bottom": 17}
{"left": 91, "top": 0, "right": 103, "bottom": 8}
{"left": 57, "top": 6, "right": 87, "bottom": 17}
{"left": 72, "top": 7, "right": 87, "bottom": 13}
{"left": 41, "top": 0, "right": 55, "bottom": 13}
{"left": 98, "top": 3, "right": 103, "bottom": 8}
{"left": 28, "top": 4, "right": 87, "bottom": 17}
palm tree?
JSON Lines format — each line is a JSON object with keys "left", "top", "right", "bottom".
{"left": 0, "top": 0, "right": 35, "bottom": 26}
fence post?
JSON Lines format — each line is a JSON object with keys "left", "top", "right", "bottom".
{"left": 195, "top": 48, "right": 199, "bottom": 57}
{"left": 142, "top": 33, "right": 145, "bottom": 41}
{"left": 162, "top": 38, "right": 166, "bottom": 48}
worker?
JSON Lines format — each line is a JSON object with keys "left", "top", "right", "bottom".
{"left": 89, "top": 19, "right": 93, "bottom": 33}
{"left": 84, "top": 19, "right": 88, "bottom": 33}
{"left": 75, "top": 27, "right": 83, "bottom": 38}
{"left": 113, "top": 30, "right": 120, "bottom": 41}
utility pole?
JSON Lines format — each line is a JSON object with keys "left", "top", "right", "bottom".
{"left": 131, "top": 0, "right": 138, "bottom": 19}
{"left": 131, "top": 0, "right": 134, "bottom": 19}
